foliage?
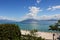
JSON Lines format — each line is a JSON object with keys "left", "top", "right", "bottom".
{"left": 49, "top": 25, "right": 58, "bottom": 31}
{"left": 0, "top": 24, "right": 21, "bottom": 40}
{"left": 58, "top": 20, "right": 60, "bottom": 23}
{"left": 49, "top": 20, "right": 60, "bottom": 31}
{"left": 21, "top": 29, "right": 45, "bottom": 40}
{"left": 21, "top": 34, "right": 45, "bottom": 40}
{"left": 37, "top": 37, "right": 45, "bottom": 40}
{"left": 30, "top": 29, "right": 38, "bottom": 36}
{"left": 0, "top": 24, "right": 45, "bottom": 40}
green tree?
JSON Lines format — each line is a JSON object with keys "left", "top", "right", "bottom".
{"left": 37, "top": 37, "right": 45, "bottom": 40}
{"left": 30, "top": 29, "right": 38, "bottom": 36}
{"left": 27, "top": 29, "right": 45, "bottom": 40}
{"left": 30, "top": 29, "right": 38, "bottom": 40}
{"left": 49, "top": 24, "right": 58, "bottom": 31}
{"left": 21, "top": 29, "right": 45, "bottom": 40}
{"left": 0, "top": 24, "right": 21, "bottom": 40}
{"left": 49, "top": 20, "right": 60, "bottom": 31}
{"left": 58, "top": 20, "right": 60, "bottom": 23}
{"left": 49, "top": 20, "right": 60, "bottom": 40}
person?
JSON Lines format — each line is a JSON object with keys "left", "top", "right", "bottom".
{"left": 53, "top": 33, "right": 55, "bottom": 40}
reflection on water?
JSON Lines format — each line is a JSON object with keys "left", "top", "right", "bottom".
{"left": 17, "top": 21, "right": 57, "bottom": 32}
{"left": 18, "top": 23, "right": 51, "bottom": 32}
{"left": 29, "top": 23, "right": 39, "bottom": 29}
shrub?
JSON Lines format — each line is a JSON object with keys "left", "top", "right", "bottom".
{"left": 0, "top": 24, "right": 21, "bottom": 40}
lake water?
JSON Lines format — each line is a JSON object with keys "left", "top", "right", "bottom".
{"left": 0, "top": 20, "right": 57, "bottom": 32}
{"left": 16, "top": 21, "right": 57, "bottom": 32}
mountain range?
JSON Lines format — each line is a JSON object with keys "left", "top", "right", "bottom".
{"left": 20, "top": 18, "right": 57, "bottom": 24}
{"left": 0, "top": 19, "right": 17, "bottom": 24}
{"left": 0, "top": 18, "right": 58, "bottom": 24}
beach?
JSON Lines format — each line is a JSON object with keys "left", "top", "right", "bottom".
{"left": 21, "top": 30, "right": 60, "bottom": 40}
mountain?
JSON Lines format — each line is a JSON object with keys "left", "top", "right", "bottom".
{"left": 44, "top": 19, "right": 58, "bottom": 21}
{"left": 0, "top": 18, "right": 58, "bottom": 24}
{"left": 20, "top": 19, "right": 39, "bottom": 24}
{"left": 0, "top": 19, "right": 17, "bottom": 24}
{"left": 20, "top": 18, "right": 57, "bottom": 25}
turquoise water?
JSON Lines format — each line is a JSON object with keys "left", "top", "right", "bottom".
{"left": 16, "top": 21, "right": 57, "bottom": 32}
{"left": 0, "top": 20, "right": 57, "bottom": 32}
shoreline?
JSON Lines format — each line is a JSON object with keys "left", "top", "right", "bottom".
{"left": 21, "top": 30, "right": 60, "bottom": 40}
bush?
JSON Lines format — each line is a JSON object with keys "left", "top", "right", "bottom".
{"left": 0, "top": 24, "right": 21, "bottom": 40}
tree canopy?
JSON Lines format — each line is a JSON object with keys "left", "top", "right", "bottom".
{"left": 49, "top": 20, "right": 60, "bottom": 31}
{"left": 0, "top": 24, "right": 21, "bottom": 40}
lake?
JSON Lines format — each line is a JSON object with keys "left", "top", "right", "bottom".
{"left": 16, "top": 21, "right": 57, "bottom": 32}
{"left": 0, "top": 20, "right": 57, "bottom": 32}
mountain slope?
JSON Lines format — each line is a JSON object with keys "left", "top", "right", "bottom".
{"left": 20, "top": 18, "right": 57, "bottom": 25}
{"left": 0, "top": 19, "right": 17, "bottom": 24}
{"left": 20, "top": 19, "right": 39, "bottom": 23}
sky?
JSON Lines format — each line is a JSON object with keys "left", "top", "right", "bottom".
{"left": 0, "top": 0, "right": 60, "bottom": 21}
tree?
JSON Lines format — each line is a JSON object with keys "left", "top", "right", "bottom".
{"left": 28, "top": 29, "right": 45, "bottom": 40}
{"left": 0, "top": 24, "right": 21, "bottom": 40}
{"left": 21, "top": 29, "right": 45, "bottom": 40}
{"left": 49, "top": 20, "right": 60, "bottom": 31}
{"left": 58, "top": 20, "right": 60, "bottom": 23}
{"left": 37, "top": 37, "right": 45, "bottom": 40}
{"left": 29, "top": 29, "right": 38, "bottom": 40}
{"left": 49, "top": 24, "right": 58, "bottom": 31}
{"left": 30, "top": 29, "right": 38, "bottom": 36}
{"left": 49, "top": 20, "right": 60, "bottom": 40}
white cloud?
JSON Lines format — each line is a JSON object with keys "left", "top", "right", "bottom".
{"left": 47, "top": 7, "right": 52, "bottom": 10}
{"left": 47, "top": 5, "right": 60, "bottom": 11}
{"left": 0, "top": 16, "right": 19, "bottom": 21}
{"left": 27, "top": 6, "right": 42, "bottom": 18}
{"left": 29, "top": 6, "right": 40, "bottom": 14}
{"left": 0, "top": 6, "right": 42, "bottom": 21}
{"left": 36, "top": 14, "right": 60, "bottom": 20}
{"left": 37, "top": 0, "right": 41, "bottom": 4}
{"left": 0, "top": 14, "right": 60, "bottom": 21}
{"left": 20, "top": 6, "right": 60, "bottom": 21}
{"left": 19, "top": 6, "right": 43, "bottom": 21}
{"left": 52, "top": 5, "right": 60, "bottom": 10}
{"left": 0, "top": 6, "right": 60, "bottom": 21}
{"left": 0, "top": 16, "right": 10, "bottom": 20}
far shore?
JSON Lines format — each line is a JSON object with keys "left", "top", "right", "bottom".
{"left": 21, "top": 30, "right": 60, "bottom": 40}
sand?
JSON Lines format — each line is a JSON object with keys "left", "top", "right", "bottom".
{"left": 21, "top": 30, "right": 60, "bottom": 40}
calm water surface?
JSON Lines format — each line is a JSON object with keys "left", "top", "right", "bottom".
{"left": 17, "top": 21, "right": 57, "bottom": 32}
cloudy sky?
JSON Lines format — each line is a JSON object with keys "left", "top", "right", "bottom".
{"left": 0, "top": 0, "right": 60, "bottom": 21}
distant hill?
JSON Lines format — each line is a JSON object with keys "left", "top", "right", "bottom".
{"left": 43, "top": 19, "right": 58, "bottom": 21}
{"left": 20, "top": 19, "right": 39, "bottom": 24}
{"left": 0, "top": 19, "right": 17, "bottom": 24}
{"left": 0, "top": 18, "right": 58, "bottom": 24}
{"left": 20, "top": 18, "right": 57, "bottom": 25}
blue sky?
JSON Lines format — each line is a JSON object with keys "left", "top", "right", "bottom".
{"left": 0, "top": 0, "right": 60, "bottom": 21}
